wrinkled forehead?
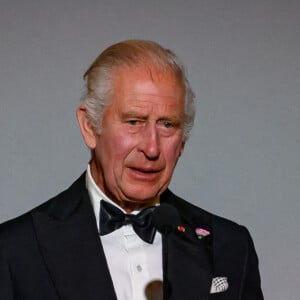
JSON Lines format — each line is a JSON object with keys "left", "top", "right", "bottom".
{"left": 96, "top": 65, "right": 185, "bottom": 118}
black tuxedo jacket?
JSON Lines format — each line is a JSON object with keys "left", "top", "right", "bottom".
{"left": 0, "top": 174, "right": 263, "bottom": 299}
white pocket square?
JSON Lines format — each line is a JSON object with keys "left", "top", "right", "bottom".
{"left": 210, "top": 277, "right": 229, "bottom": 294}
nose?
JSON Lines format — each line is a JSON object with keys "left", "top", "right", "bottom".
{"left": 139, "top": 123, "right": 160, "bottom": 160}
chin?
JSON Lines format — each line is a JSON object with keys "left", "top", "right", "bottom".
{"left": 124, "top": 188, "right": 160, "bottom": 203}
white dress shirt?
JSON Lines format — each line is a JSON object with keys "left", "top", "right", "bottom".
{"left": 86, "top": 165, "right": 163, "bottom": 300}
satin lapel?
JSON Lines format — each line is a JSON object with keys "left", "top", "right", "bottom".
{"left": 32, "top": 175, "right": 117, "bottom": 300}
{"left": 161, "top": 190, "right": 213, "bottom": 300}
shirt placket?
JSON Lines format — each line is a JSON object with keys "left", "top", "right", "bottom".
{"left": 123, "top": 225, "right": 149, "bottom": 300}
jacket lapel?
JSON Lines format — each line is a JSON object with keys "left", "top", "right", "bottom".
{"left": 161, "top": 190, "right": 213, "bottom": 299}
{"left": 32, "top": 174, "right": 117, "bottom": 300}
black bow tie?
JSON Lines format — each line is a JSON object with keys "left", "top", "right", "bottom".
{"left": 99, "top": 200, "right": 157, "bottom": 244}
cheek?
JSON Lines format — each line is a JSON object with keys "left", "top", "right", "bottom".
{"left": 156, "top": 142, "right": 182, "bottom": 190}
{"left": 108, "top": 131, "right": 137, "bottom": 159}
{"left": 164, "top": 140, "right": 184, "bottom": 165}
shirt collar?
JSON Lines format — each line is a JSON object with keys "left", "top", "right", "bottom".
{"left": 86, "top": 164, "right": 142, "bottom": 230}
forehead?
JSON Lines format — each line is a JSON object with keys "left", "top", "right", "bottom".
{"left": 110, "top": 66, "right": 185, "bottom": 111}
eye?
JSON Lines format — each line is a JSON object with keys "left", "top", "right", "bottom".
{"left": 158, "top": 120, "right": 174, "bottom": 129}
{"left": 163, "top": 121, "right": 173, "bottom": 128}
{"left": 128, "top": 120, "right": 138, "bottom": 125}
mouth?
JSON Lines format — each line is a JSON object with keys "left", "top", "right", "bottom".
{"left": 127, "top": 167, "right": 161, "bottom": 181}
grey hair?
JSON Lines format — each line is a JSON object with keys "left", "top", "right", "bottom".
{"left": 81, "top": 40, "right": 195, "bottom": 141}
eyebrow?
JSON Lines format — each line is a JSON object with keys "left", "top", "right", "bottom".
{"left": 121, "top": 111, "right": 183, "bottom": 126}
{"left": 122, "top": 111, "right": 182, "bottom": 120}
{"left": 121, "top": 111, "right": 148, "bottom": 119}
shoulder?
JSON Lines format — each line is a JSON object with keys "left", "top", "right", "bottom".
{"left": 163, "top": 189, "right": 252, "bottom": 241}
{"left": 165, "top": 190, "right": 259, "bottom": 267}
{"left": 0, "top": 173, "right": 86, "bottom": 244}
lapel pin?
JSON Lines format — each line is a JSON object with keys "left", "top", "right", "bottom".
{"left": 195, "top": 228, "right": 210, "bottom": 239}
{"left": 177, "top": 225, "right": 186, "bottom": 232}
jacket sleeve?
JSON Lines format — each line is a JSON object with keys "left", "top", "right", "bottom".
{"left": 0, "top": 244, "right": 15, "bottom": 300}
{"left": 240, "top": 226, "right": 264, "bottom": 300}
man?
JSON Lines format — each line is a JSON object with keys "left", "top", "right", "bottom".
{"left": 0, "top": 40, "right": 263, "bottom": 299}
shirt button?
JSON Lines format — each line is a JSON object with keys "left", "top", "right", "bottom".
{"left": 136, "top": 265, "right": 142, "bottom": 272}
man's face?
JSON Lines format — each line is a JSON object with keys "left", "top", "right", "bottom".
{"left": 89, "top": 67, "right": 185, "bottom": 210}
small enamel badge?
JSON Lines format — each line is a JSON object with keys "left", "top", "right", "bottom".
{"left": 177, "top": 225, "right": 186, "bottom": 232}
{"left": 195, "top": 228, "right": 210, "bottom": 239}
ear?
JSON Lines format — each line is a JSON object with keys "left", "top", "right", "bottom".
{"left": 179, "top": 141, "right": 185, "bottom": 157}
{"left": 76, "top": 105, "right": 97, "bottom": 149}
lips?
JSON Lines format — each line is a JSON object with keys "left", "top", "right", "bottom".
{"left": 127, "top": 166, "right": 162, "bottom": 181}
{"left": 132, "top": 167, "right": 160, "bottom": 173}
